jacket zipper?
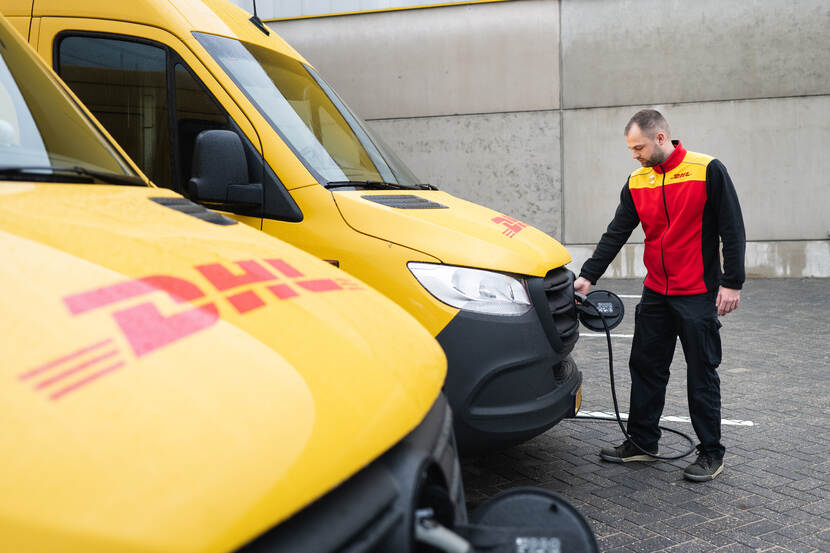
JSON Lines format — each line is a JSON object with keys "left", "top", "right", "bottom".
{"left": 659, "top": 171, "right": 670, "bottom": 295}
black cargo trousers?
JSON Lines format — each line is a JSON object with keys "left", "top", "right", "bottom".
{"left": 626, "top": 287, "right": 725, "bottom": 459}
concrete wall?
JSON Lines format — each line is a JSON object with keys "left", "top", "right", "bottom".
{"left": 271, "top": 1, "right": 559, "bottom": 119}
{"left": 258, "top": 0, "right": 830, "bottom": 277}
{"left": 563, "top": 96, "right": 830, "bottom": 243}
{"left": 370, "top": 111, "right": 563, "bottom": 237}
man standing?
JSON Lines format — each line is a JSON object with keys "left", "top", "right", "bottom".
{"left": 574, "top": 109, "right": 745, "bottom": 481}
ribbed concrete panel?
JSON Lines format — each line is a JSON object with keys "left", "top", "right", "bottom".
{"left": 567, "top": 241, "right": 830, "bottom": 279}
{"left": 561, "top": 107, "right": 644, "bottom": 245}
{"left": 270, "top": 0, "right": 559, "bottom": 119}
{"left": 562, "top": 0, "right": 830, "bottom": 109}
{"left": 563, "top": 96, "right": 830, "bottom": 244}
{"left": 565, "top": 244, "right": 646, "bottom": 280}
{"left": 367, "top": 111, "right": 563, "bottom": 237}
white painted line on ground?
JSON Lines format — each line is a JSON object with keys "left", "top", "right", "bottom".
{"left": 618, "top": 295, "right": 641, "bottom": 299}
{"left": 578, "top": 411, "right": 755, "bottom": 427}
{"left": 581, "top": 333, "right": 634, "bottom": 338}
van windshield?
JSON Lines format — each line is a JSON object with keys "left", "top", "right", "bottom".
{"left": 195, "top": 33, "right": 421, "bottom": 188}
{"left": 0, "top": 20, "right": 138, "bottom": 183}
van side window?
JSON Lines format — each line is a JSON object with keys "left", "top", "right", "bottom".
{"left": 55, "top": 32, "right": 300, "bottom": 220}
{"left": 173, "top": 63, "right": 231, "bottom": 191}
{"left": 58, "top": 36, "right": 173, "bottom": 188}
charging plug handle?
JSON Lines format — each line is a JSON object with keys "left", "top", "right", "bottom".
{"left": 576, "top": 290, "right": 625, "bottom": 332}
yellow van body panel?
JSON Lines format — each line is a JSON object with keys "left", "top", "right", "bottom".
{"left": 31, "top": 0, "right": 184, "bottom": 31}
{"left": 0, "top": 0, "right": 29, "bottom": 14}
{"left": 0, "top": 185, "right": 445, "bottom": 553}
{"left": 3, "top": 14, "right": 28, "bottom": 37}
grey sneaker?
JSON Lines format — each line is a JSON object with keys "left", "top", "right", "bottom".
{"left": 683, "top": 451, "right": 724, "bottom": 481}
{"left": 599, "top": 439, "right": 658, "bottom": 463}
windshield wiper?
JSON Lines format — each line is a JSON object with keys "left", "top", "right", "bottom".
{"left": 0, "top": 166, "right": 144, "bottom": 186}
{"left": 324, "top": 180, "right": 416, "bottom": 190}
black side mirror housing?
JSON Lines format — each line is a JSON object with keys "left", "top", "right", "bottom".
{"left": 188, "top": 129, "right": 262, "bottom": 207}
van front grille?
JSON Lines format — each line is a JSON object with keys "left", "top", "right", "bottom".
{"left": 237, "top": 464, "right": 400, "bottom": 553}
{"left": 542, "top": 268, "right": 579, "bottom": 356}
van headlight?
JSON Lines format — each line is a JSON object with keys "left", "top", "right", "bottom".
{"left": 407, "top": 263, "right": 532, "bottom": 316}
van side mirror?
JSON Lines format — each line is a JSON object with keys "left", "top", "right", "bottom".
{"left": 188, "top": 129, "right": 263, "bottom": 207}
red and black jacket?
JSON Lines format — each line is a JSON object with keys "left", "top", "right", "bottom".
{"left": 580, "top": 141, "right": 745, "bottom": 295}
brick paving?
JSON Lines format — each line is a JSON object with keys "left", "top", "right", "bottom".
{"left": 461, "top": 278, "right": 830, "bottom": 552}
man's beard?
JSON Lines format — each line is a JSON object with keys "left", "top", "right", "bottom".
{"left": 641, "top": 149, "right": 670, "bottom": 167}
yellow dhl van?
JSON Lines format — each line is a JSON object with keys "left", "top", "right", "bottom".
{"left": 2, "top": 0, "right": 583, "bottom": 451}
{"left": 0, "top": 14, "right": 468, "bottom": 552}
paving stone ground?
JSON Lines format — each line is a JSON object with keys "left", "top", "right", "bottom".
{"left": 461, "top": 278, "right": 830, "bottom": 552}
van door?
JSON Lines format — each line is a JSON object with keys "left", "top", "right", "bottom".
{"left": 35, "top": 18, "right": 274, "bottom": 228}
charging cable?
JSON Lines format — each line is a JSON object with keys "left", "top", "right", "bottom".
{"left": 414, "top": 508, "right": 472, "bottom": 553}
{"left": 572, "top": 292, "right": 695, "bottom": 461}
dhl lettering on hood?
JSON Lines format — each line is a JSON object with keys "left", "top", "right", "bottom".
{"left": 20, "top": 256, "right": 361, "bottom": 401}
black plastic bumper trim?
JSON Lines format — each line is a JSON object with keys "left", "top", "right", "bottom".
{"left": 437, "top": 308, "right": 581, "bottom": 452}
{"left": 527, "top": 276, "right": 565, "bottom": 353}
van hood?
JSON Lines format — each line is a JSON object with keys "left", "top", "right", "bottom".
{"left": 0, "top": 184, "right": 445, "bottom": 553}
{"left": 333, "top": 190, "right": 572, "bottom": 276}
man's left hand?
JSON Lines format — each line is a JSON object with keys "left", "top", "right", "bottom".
{"left": 716, "top": 287, "right": 741, "bottom": 316}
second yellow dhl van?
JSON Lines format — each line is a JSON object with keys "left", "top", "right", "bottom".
{"left": 3, "top": 0, "right": 583, "bottom": 451}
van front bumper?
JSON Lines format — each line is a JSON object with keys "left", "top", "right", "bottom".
{"left": 237, "top": 394, "right": 465, "bottom": 553}
{"left": 436, "top": 268, "right": 582, "bottom": 452}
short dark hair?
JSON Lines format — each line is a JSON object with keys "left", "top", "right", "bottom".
{"left": 625, "top": 109, "right": 670, "bottom": 138}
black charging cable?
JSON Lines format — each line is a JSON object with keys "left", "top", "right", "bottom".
{"left": 571, "top": 292, "right": 696, "bottom": 461}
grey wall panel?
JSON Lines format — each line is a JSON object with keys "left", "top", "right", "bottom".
{"left": 743, "top": 241, "right": 830, "bottom": 278}
{"left": 561, "top": 106, "right": 645, "bottom": 245}
{"left": 270, "top": 0, "right": 560, "bottom": 119}
{"left": 567, "top": 241, "right": 830, "bottom": 279}
{"left": 565, "top": 244, "right": 646, "bottom": 280}
{"left": 563, "top": 96, "right": 830, "bottom": 244}
{"left": 561, "top": 0, "right": 830, "bottom": 109}
{"left": 367, "top": 110, "right": 563, "bottom": 237}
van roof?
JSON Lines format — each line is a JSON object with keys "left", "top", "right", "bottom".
{"left": 32, "top": 0, "right": 307, "bottom": 63}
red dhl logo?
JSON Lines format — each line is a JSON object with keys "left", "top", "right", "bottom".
{"left": 491, "top": 215, "right": 527, "bottom": 238}
{"left": 672, "top": 171, "right": 691, "bottom": 179}
{"left": 19, "top": 258, "right": 361, "bottom": 400}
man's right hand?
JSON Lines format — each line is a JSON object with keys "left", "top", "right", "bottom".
{"left": 574, "top": 276, "right": 592, "bottom": 297}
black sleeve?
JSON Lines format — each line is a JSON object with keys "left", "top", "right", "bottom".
{"left": 579, "top": 180, "right": 640, "bottom": 284}
{"left": 707, "top": 159, "right": 746, "bottom": 289}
